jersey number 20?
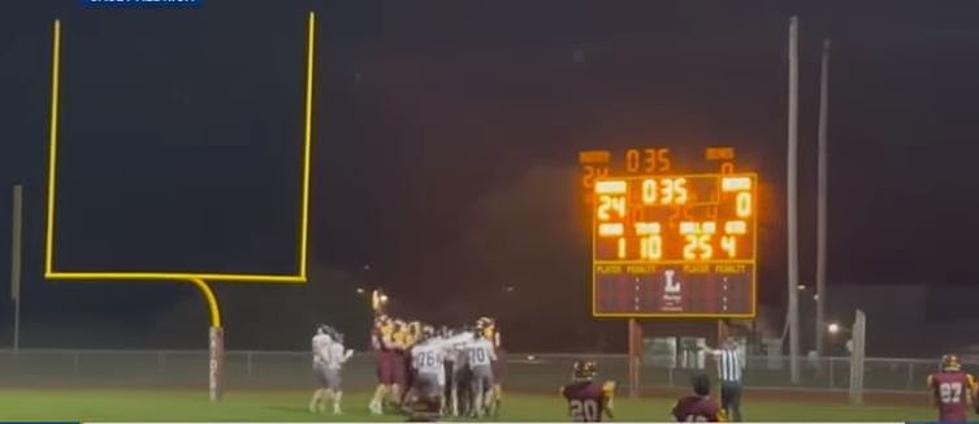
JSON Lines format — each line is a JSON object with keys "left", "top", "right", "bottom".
{"left": 570, "top": 399, "right": 599, "bottom": 421}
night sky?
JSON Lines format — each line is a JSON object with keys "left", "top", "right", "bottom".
{"left": 1, "top": 1, "right": 979, "bottom": 353}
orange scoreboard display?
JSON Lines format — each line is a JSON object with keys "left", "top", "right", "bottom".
{"left": 581, "top": 148, "right": 757, "bottom": 318}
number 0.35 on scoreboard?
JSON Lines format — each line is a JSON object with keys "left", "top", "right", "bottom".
{"left": 591, "top": 173, "right": 757, "bottom": 318}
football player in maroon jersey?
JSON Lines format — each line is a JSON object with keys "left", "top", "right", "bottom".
{"left": 927, "top": 354, "right": 976, "bottom": 423}
{"left": 561, "top": 360, "right": 616, "bottom": 422}
{"left": 672, "top": 373, "right": 725, "bottom": 422}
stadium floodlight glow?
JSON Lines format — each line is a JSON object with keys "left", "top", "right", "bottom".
{"left": 371, "top": 289, "right": 389, "bottom": 313}
{"left": 43, "top": 13, "right": 318, "bottom": 290}
{"left": 828, "top": 323, "right": 840, "bottom": 334}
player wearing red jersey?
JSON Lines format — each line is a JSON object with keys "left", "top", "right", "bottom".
{"left": 488, "top": 322, "right": 506, "bottom": 418}
{"left": 672, "top": 373, "right": 725, "bottom": 422}
{"left": 368, "top": 315, "right": 394, "bottom": 415}
{"left": 561, "top": 360, "right": 616, "bottom": 422}
{"left": 388, "top": 320, "right": 410, "bottom": 409}
{"left": 928, "top": 354, "right": 976, "bottom": 423}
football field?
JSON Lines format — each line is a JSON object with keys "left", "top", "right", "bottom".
{"left": 0, "top": 388, "right": 938, "bottom": 422}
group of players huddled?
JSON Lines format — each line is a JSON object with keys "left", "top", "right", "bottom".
{"left": 309, "top": 312, "right": 506, "bottom": 421}
{"left": 368, "top": 314, "right": 506, "bottom": 421}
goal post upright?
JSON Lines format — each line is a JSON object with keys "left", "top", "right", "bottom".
{"left": 43, "top": 11, "right": 318, "bottom": 402}
{"left": 188, "top": 278, "right": 223, "bottom": 401}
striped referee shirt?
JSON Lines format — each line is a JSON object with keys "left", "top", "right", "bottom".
{"left": 717, "top": 349, "right": 742, "bottom": 383}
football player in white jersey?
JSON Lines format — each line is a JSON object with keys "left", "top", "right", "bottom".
{"left": 407, "top": 326, "right": 444, "bottom": 420}
{"left": 308, "top": 325, "right": 354, "bottom": 414}
{"left": 442, "top": 329, "right": 475, "bottom": 417}
{"left": 467, "top": 328, "right": 498, "bottom": 418}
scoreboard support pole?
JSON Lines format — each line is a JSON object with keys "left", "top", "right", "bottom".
{"left": 716, "top": 319, "right": 727, "bottom": 346}
{"left": 627, "top": 318, "right": 642, "bottom": 398}
{"left": 189, "top": 278, "right": 223, "bottom": 402}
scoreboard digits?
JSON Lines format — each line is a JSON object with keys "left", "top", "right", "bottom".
{"left": 594, "top": 174, "right": 755, "bottom": 262}
{"left": 583, "top": 148, "right": 758, "bottom": 318}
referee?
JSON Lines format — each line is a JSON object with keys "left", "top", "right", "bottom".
{"left": 705, "top": 338, "right": 743, "bottom": 422}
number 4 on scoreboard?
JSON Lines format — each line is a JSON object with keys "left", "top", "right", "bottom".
{"left": 721, "top": 235, "right": 736, "bottom": 258}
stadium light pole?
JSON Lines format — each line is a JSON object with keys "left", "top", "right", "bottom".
{"left": 786, "top": 15, "right": 801, "bottom": 385}
{"left": 815, "top": 39, "right": 832, "bottom": 358}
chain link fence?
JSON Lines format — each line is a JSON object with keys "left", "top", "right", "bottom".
{"left": 0, "top": 349, "right": 944, "bottom": 394}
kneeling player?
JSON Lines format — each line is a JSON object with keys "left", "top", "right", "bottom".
{"left": 672, "top": 373, "right": 725, "bottom": 422}
{"left": 928, "top": 354, "right": 976, "bottom": 423}
{"left": 408, "top": 328, "right": 444, "bottom": 421}
{"left": 561, "top": 360, "right": 615, "bottom": 422}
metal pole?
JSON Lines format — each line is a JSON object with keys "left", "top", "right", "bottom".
{"left": 246, "top": 351, "right": 253, "bottom": 377}
{"left": 816, "top": 39, "right": 831, "bottom": 357}
{"left": 829, "top": 357, "right": 835, "bottom": 388}
{"left": 849, "top": 310, "right": 866, "bottom": 404}
{"left": 209, "top": 326, "right": 224, "bottom": 402}
{"left": 628, "top": 318, "right": 640, "bottom": 398}
{"left": 11, "top": 185, "right": 23, "bottom": 352}
{"left": 906, "top": 361, "right": 914, "bottom": 391}
{"left": 786, "top": 16, "right": 801, "bottom": 385}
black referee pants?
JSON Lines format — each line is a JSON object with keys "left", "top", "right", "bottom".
{"left": 720, "top": 380, "right": 743, "bottom": 422}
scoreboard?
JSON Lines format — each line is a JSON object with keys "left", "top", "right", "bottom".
{"left": 581, "top": 148, "right": 757, "bottom": 318}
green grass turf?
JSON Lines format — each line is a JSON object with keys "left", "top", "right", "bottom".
{"left": 0, "top": 389, "right": 940, "bottom": 422}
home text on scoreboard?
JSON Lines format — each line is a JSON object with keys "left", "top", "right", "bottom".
{"left": 581, "top": 147, "right": 757, "bottom": 318}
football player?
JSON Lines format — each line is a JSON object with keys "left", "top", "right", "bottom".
{"left": 671, "top": 373, "right": 725, "bottom": 422}
{"left": 489, "top": 324, "right": 506, "bottom": 417}
{"left": 444, "top": 327, "right": 476, "bottom": 417}
{"left": 468, "top": 324, "right": 498, "bottom": 418}
{"left": 309, "top": 324, "right": 333, "bottom": 413}
{"left": 388, "top": 319, "right": 410, "bottom": 409}
{"left": 928, "top": 354, "right": 976, "bottom": 423}
{"left": 402, "top": 321, "right": 422, "bottom": 406}
{"left": 561, "top": 360, "right": 615, "bottom": 422}
{"left": 407, "top": 326, "right": 444, "bottom": 421}
{"left": 368, "top": 315, "right": 394, "bottom": 415}
{"left": 308, "top": 325, "right": 354, "bottom": 414}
